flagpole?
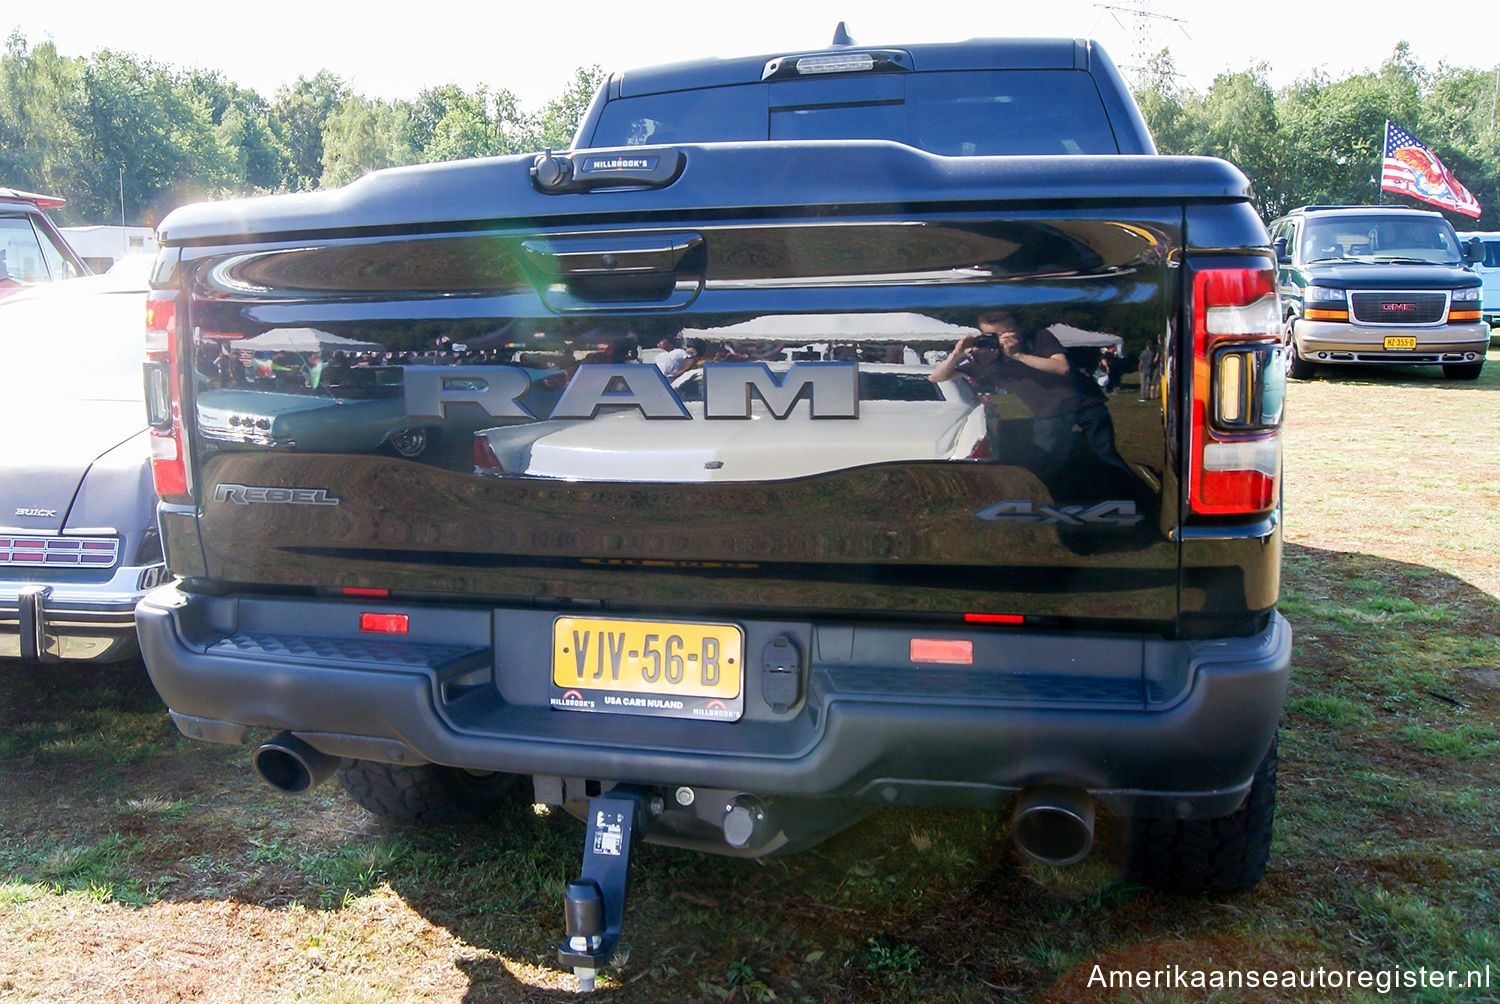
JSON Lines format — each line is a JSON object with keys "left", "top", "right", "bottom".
{"left": 1376, "top": 121, "right": 1386, "bottom": 205}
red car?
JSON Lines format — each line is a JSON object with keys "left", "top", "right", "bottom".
{"left": 0, "top": 187, "right": 90, "bottom": 301}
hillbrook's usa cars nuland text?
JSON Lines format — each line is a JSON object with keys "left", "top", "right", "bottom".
{"left": 134, "top": 31, "right": 1291, "bottom": 987}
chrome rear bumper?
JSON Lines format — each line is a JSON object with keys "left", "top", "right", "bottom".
{"left": 0, "top": 563, "right": 168, "bottom": 661}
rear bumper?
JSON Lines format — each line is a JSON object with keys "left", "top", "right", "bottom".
{"left": 0, "top": 564, "right": 166, "bottom": 661}
{"left": 136, "top": 585, "right": 1290, "bottom": 820}
{"left": 1292, "top": 318, "right": 1488, "bottom": 365}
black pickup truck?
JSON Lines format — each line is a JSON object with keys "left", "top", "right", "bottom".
{"left": 136, "top": 32, "right": 1290, "bottom": 984}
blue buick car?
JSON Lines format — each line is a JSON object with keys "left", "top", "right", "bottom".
{"left": 0, "top": 263, "right": 167, "bottom": 661}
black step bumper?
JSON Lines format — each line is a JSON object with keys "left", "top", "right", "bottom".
{"left": 136, "top": 584, "right": 1290, "bottom": 820}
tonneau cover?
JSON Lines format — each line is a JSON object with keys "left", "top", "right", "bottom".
{"left": 157, "top": 145, "right": 1251, "bottom": 244}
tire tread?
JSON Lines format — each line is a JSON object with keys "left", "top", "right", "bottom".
{"left": 1125, "top": 740, "right": 1277, "bottom": 894}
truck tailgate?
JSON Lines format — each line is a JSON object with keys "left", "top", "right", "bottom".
{"left": 162, "top": 146, "right": 1199, "bottom": 626}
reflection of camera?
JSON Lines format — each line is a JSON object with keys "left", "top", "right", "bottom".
{"left": 974, "top": 334, "right": 1000, "bottom": 350}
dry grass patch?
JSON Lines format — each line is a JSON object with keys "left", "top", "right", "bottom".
{"left": 1, "top": 886, "right": 501, "bottom": 1002}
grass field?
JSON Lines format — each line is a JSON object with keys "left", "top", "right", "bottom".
{"left": 2, "top": 352, "right": 1497, "bottom": 1002}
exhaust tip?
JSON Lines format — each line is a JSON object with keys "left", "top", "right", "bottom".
{"left": 1012, "top": 787, "right": 1095, "bottom": 867}
{"left": 253, "top": 732, "right": 337, "bottom": 794}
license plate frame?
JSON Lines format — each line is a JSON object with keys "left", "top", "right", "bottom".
{"left": 550, "top": 616, "right": 744, "bottom": 721}
{"left": 1382, "top": 335, "right": 1418, "bottom": 350}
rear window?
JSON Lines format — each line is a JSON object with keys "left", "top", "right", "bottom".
{"left": 589, "top": 70, "right": 1119, "bottom": 155}
{"left": 592, "top": 85, "right": 768, "bottom": 146}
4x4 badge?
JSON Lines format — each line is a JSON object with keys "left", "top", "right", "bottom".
{"left": 976, "top": 500, "right": 1143, "bottom": 526}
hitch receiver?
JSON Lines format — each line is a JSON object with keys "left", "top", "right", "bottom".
{"left": 557, "top": 791, "right": 649, "bottom": 991}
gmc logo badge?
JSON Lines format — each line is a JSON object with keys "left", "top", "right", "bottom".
{"left": 1381, "top": 302, "right": 1417, "bottom": 312}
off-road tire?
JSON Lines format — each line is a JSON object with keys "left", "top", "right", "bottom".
{"left": 1124, "top": 739, "right": 1276, "bottom": 894}
{"left": 336, "top": 760, "right": 522, "bottom": 824}
{"left": 1442, "top": 361, "right": 1484, "bottom": 381}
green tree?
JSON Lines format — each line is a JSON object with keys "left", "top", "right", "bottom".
{"left": 183, "top": 70, "right": 286, "bottom": 194}
{"left": 413, "top": 84, "right": 530, "bottom": 163}
{"left": 318, "top": 95, "right": 417, "bottom": 188}
{"left": 1417, "top": 64, "right": 1500, "bottom": 228}
{"left": 270, "top": 71, "right": 348, "bottom": 191}
{"left": 0, "top": 33, "right": 86, "bottom": 220}
{"left": 1138, "top": 41, "right": 1500, "bottom": 226}
{"left": 528, "top": 64, "right": 605, "bottom": 150}
{"left": 1132, "top": 49, "right": 1193, "bottom": 155}
{"left": 73, "top": 50, "right": 231, "bottom": 224}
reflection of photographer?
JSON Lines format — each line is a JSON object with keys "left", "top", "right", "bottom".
{"left": 931, "top": 310, "right": 1128, "bottom": 474}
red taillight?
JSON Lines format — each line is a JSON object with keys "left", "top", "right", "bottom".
{"left": 964, "top": 613, "right": 1024, "bottom": 625}
{"left": 144, "top": 295, "right": 175, "bottom": 334}
{"left": 360, "top": 612, "right": 409, "bottom": 635}
{"left": 145, "top": 290, "right": 189, "bottom": 499}
{"left": 909, "top": 638, "right": 974, "bottom": 665}
{"left": 1188, "top": 266, "right": 1283, "bottom": 517}
{"left": 473, "top": 433, "right": 502, "bottom": 473}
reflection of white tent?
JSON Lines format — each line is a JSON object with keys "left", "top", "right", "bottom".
{"left": 235, "top": 327, "right": 385, "bottom": 354}
{"left": 1049, "top": 324, "right": 1124, "bottom": 352}
{"left": 682, "top": 312, "right": 978, "bottom": 343}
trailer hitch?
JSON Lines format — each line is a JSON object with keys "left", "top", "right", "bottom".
{"left": 557, "top": 789, "right": 651, "bottom": 992}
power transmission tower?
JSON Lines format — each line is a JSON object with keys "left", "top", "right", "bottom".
{"left": 1092, "top": 2, "right": 1191, "bottom": 83}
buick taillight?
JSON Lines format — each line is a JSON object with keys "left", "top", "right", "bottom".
{"left": 473, "top": 433, "right": 502, "bottom": 474}
{"left": 144, "top": 290, "right": 189, "bottom": 499}
{"left": 1188, "top": 266, "right": 1284, "bottom": 517}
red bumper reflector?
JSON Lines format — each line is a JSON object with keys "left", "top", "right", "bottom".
{"left": 343, "top": 587, "right": 390, "bottom": 598}
{"left": 360, "top": 613, "right": 409, "bottom": 635}
{"left": 910, "top": 639, "right": 973, "bottom": 665}
{"left": 963, "top": 613, "right": 1024, "bottom": 625}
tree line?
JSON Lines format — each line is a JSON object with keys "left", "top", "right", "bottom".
{"left": 0, "top": 32, "right": 601, "bottom": 225}
{"left": 3, "top": 32, "right": 1498, "bottom": 231}
{"left": 1134, "top": 43, "right": 1500, "bottom": 228}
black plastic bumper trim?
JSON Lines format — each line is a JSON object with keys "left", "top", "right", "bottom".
{"left": 136, "top": 586, "right": 1290, "bottom": 819}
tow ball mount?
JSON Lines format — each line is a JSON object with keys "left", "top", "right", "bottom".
{"left": 558, "top": 790, "right": 650, "bottom": 992}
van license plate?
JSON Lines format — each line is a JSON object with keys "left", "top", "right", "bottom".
{"left": 551, "top": 616, "right": 744, "bottom": 721}
{"left": 1383, "top": 336, "right": 1418, "bottom": 350}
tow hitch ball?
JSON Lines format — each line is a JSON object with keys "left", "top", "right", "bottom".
{"left": 558, "top": 791, "right": 649, "bottom": 992}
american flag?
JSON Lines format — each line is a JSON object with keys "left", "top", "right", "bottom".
{"left": 1380, "top": 121, "right": 1481, "bottom": 218}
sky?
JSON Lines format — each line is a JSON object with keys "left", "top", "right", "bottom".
{"left": 6, "top": 1, "right": 1498, "bottom": 114}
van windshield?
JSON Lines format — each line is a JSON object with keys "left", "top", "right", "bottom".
{"left": 1301, "top": 216, "right": 1463, "bottom": 265}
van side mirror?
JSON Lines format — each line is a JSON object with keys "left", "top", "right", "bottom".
{"left": 1464, "top": 237, "right": 1484, "bottom": 265}
{"left": 1273, "top": 237, "right": 1290, "bottom": 264}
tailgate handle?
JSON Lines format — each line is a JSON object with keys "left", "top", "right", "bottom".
{"left": 520, "top": 233, "right": 705, "bottom": 313}
{"left": 531, "top": 147, "right": 684, "bottom": 194}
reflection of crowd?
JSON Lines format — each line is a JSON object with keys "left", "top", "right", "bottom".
{"left": 197, "top": 325, "right": 1154, "bottom": 423}
{"left": 197, "top": 326, "right": 964, "bottom": 395}
{"left": 200, "top": 339, "right": 549, "bottom": 392}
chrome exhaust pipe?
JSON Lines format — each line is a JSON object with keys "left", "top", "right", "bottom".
{"left": 252, "top": 731, "right": 339, "bottom": 794}
{"left": 1011, "top": 787, "right": 1095, "bottom": 867}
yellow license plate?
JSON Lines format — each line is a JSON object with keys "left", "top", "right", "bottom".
{"left": 551, "top": 616, "right": 744, "bottom": 721}
{"left": 1383, "top": 336, "right": 1418, "bottom": 350}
